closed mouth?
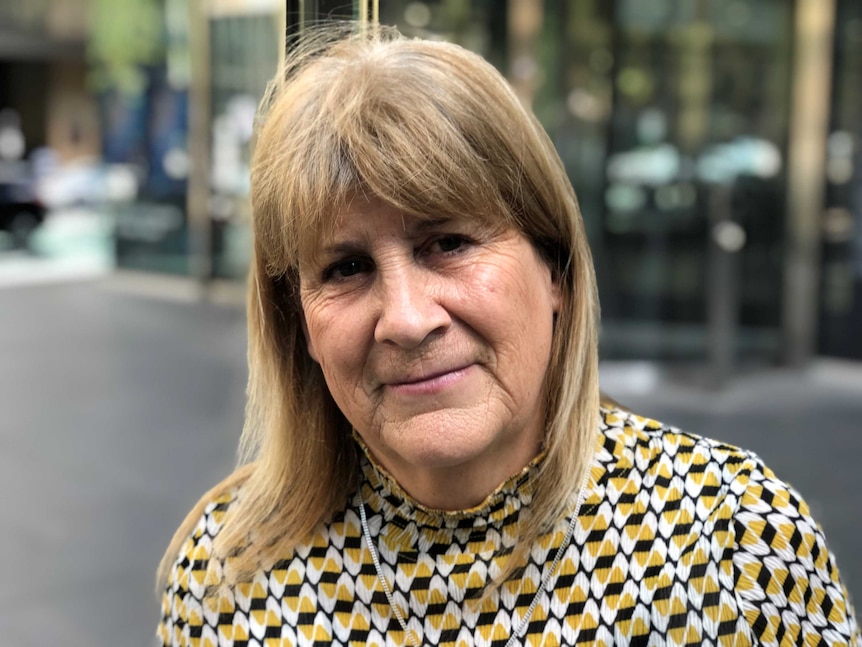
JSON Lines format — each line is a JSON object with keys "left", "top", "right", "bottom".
{"left": 386, "top": 364, "right": 473, "bottom": 388}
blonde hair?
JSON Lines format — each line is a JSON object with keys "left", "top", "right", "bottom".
{"left": 158, "top": 24, "right": 600, "bottom": 594}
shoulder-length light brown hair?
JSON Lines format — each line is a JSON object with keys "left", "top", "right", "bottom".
{"left": 158, "top": 24, "right": 600, "bottom": 592}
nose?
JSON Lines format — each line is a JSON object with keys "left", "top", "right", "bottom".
{"left": 373, "top": 267, "right": 451, "bottom": 348}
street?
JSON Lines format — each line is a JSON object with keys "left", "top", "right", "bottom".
{"left": 1, "top": 277, "right": 860, "bottom": 646}
{"left": 0, "top": 278, "right": 246, "bottom": 646}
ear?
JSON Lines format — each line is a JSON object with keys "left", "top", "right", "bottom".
{"left": 299, "top": 308, "right": 321, "bottom": 364}
{"left": 549, "top": 266, "right": 562, "bottom": 314}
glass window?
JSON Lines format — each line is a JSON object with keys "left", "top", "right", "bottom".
{"left": 819, "top": 0, "right": 862, "bottom": 359}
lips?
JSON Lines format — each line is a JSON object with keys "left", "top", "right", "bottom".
{"left": 388, "top": 365, "right": 470, "bottom": 386}
{"left": 381, "top": 363, "right": 475, "bottom": 395}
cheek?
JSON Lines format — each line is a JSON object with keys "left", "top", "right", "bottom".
{"left": 470, "top": 264, "right": 555, "bottom": 333}
{"left": 495, "top": 270, "right": 557, "bottom": 369}
{"left": 301, "top": 293, "right": 354, "bottom": 363}
{"left": 303, "top": 305, "right": 371, "bottom": 394}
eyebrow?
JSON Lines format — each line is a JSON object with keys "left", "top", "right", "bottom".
{"left": 411, "top": 217, "right": 452, "bottom": 233}
{"left": 317, "top": 240, "right": 366, "bottom": 258}
{"left": 317, "top": 217, "right": 455, "bottom": 257}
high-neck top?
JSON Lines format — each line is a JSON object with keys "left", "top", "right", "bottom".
{"left": 158, "top": 408, "right": 861, "bottom": 646}
{"left": 357, "top": 437, "right": 544, "bottom": 529}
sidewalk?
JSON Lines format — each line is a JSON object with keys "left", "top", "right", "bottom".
{"left": 1, "top": 278, "right": 860, "bottom": 646}
{"left": 0, "top": 278, "right": 246, "bottom": 647}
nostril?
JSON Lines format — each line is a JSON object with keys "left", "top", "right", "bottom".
{"left": 374, "top": 281, "right": 451, "bottom": 348}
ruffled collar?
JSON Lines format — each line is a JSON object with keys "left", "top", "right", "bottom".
{"left": 355, "top": 436, "right": 545, "bottom": 532}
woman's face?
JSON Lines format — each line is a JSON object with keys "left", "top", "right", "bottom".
{"left": 299, "top": 197, "right": 560, "bottom": 509}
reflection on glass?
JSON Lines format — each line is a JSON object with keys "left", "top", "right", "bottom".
{"left": 819, "top": 0, "right": 862, "bottom": 359}
{"left": 587, "top": 0, "right": 793, "bottom": 361}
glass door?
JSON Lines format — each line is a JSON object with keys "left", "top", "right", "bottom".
{"left": 208, "top": 10, "right": 281, "bottom": 279}
{"left": 819, "top": 0, "right": 862, "bottom": 359}
{"left": 593, "top": 0, "right": 794, "bottom": 364}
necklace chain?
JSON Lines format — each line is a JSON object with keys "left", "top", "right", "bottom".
{"left": 357, "top": 474, "right": 588, "bottom": 647}
{"left": 358, "top": 497, "right": 422, "bottom": 647}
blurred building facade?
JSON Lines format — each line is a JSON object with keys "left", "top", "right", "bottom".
{"left": 0, "top": 0, "right": 99, "bottom": 164}
{"left": 6, "top": 0, "right": 859, "bottom": 370}
{"left": 242, "top": 0, "right": 862, "bottom": 370}
{"left": 93, "top": 0, "right": 282, "bottom": 277}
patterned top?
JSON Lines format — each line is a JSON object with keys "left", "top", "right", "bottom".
{"left": 158, "top": 408, "right": 861, "bottom": 646}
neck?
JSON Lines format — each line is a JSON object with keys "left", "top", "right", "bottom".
{"left": 360, "top": 438, "right": 542, "bottom": 511}
{"left": 396, "top": 468, "right": 508, "bottom": 510}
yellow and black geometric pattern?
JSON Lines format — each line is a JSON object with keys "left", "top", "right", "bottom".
{"left": 158, "top": 408, "right": 861, "bottom": 646}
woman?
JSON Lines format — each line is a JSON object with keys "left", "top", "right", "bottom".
{"left": 157, "top": 26, "right": 860, "bottom": 646}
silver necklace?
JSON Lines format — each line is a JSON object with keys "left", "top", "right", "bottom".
{"left": 357, "top": 472, "right": 589, "bottom": 647}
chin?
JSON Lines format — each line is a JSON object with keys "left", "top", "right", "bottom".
{"left": 385, "top": 416, "right": 505, "bottom": 470}
{"left": 401, "top": 443, "right": 487, "bottom": 471}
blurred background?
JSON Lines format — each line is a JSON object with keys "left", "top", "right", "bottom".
{"left": 1, "top": 0, "right": 860, "bottom": 645}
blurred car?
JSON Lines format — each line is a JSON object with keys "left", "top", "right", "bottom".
{"left": 0, "top": 171, "right": 46, "bottom": 249}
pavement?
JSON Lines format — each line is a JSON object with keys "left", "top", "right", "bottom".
{"left": 1, "top": 275, "right": 861, "bottom": 647}
{"left": 1, "top": 276, "right": 247, "bottom": 647}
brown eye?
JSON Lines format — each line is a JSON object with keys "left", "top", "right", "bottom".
{"left": 325, "top": 258, "right": 373, "bottom": 280}
{"left": 436, "top": 236, "right": 464, "bottom": 253}
{"left": 425, "top": 235, "right": 470, "bottom": 256}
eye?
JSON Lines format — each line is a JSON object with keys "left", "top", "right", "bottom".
{"left": 436, "top": 236, "right": 464, "bottom": 252}
{"left": 324, "top": 258, "right": 373, "bottom": 280}
{"left": 427, "top": 235, "right": 468, "bottom": 255}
